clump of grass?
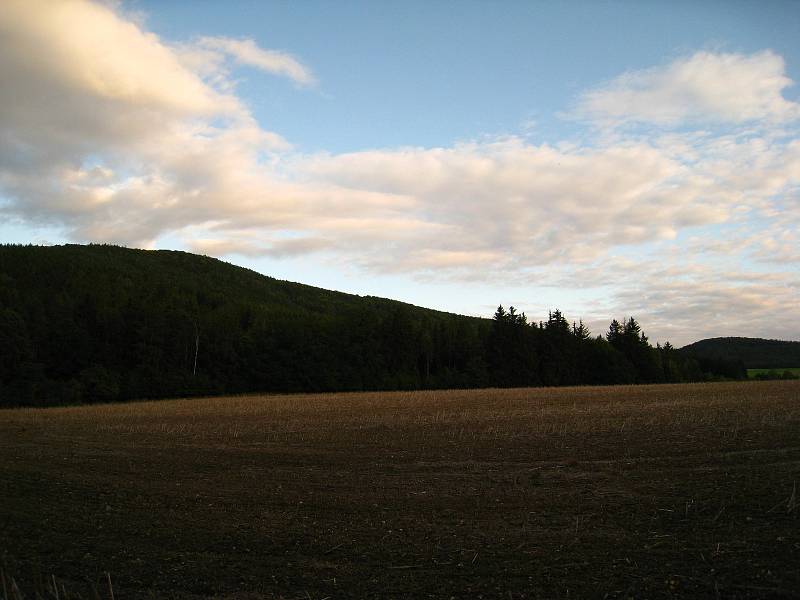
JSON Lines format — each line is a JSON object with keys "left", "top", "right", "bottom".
{"left": 0, "top": 566, "right": 115, "bottom": 600}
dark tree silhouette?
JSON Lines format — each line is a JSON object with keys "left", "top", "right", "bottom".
{"left": 0, "top": 244, "right": 746, "bottom": 407}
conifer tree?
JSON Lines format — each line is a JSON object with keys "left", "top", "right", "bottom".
{"left": 607, "top": 319, "right": 622, "bottom": 345}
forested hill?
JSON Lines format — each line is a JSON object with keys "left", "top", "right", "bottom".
{"left": 681, "top": 337, "right": 800, "bottom": 369}
{"left": 1, "top": 244, "right": 742, "bottom": 407}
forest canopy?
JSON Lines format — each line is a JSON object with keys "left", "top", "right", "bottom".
{"left": 0, "top": 244, "right": 746, "bottom": 407}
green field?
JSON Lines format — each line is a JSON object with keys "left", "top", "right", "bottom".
{"left": 748, "top": 367, "right": 800, "bottom": 378}
{"left": 1, "top": 381, "right": 799, "bottom": 599}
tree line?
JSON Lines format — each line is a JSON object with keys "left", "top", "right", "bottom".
{"left": 681, "top": 337, "right": 800, "bottom": 370}
{"left": 0, "top": 244, "right": 745, "bottom": 407}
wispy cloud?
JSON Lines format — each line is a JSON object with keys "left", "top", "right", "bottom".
{"left": 195, "top": 37, "right": 316, "bottom": 87}
{"left": 610, "top": 264, "right": 800, "bottom": 345}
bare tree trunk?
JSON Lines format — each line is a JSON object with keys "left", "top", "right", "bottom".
{"left": 193, "top": 322, "right": 199, "bottom": 376}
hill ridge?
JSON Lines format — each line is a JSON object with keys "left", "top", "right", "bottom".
{"left": 682, "top": 337, "right": 800, "bottom": 369}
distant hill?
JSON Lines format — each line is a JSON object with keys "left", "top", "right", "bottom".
{"left": 681, "top": 337, "right": 800, "bottom": 369}
{"left": 0, "top": 244, "right": 743, "bottom": 406}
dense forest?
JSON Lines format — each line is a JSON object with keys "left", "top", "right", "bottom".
{"left": 0, "top": 244, "right": 746, "bottom": 407}
{"left": 681, "top": 337, "right": 800, "bottom": 369}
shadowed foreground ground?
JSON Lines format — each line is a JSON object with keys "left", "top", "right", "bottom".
{"left": 1, "top": 381, "right": 799, "bottom": 598}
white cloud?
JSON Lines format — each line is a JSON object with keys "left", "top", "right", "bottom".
{"left": 0, "top": 0, "right": 297, "bottom": 245}
{"left": 0, "top": 0, "right": 239, "bottom": 119}
{"left": 295, "top": 131, "right": 800, "bottom": 274}
{"left": 575, "top": 50, "right": 800, "bottom": 127}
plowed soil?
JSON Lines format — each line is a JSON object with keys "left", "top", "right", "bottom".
{"left": 1, "top": 381, "right": 799, "bottom": 598}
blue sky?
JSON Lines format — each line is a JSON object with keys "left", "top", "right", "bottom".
{"left": 1, "top": 0, "right": 799, "bottom": 345}
{"left": 136, "top": 0, "right": 800, "bottom": 152}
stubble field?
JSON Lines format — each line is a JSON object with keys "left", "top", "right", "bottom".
{"left": 1, "top": 381, "right": 799, "bottom": 599}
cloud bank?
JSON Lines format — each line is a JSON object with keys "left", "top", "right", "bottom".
{"left": 0, "top": 0, "right": 798, "bottom": 344}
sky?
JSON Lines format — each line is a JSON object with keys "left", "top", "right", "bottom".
{"left": 1, "top": 0, "right": 799, "bottom": 346}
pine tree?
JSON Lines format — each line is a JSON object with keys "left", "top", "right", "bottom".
{"left": 607, "top": 319, "right": 622, "bottom": 346}
{"left": 572, "top": 319, "right": 591, "bottom": 340}
{"left": 494, "top": 305, "right": 507, "bottom": 322}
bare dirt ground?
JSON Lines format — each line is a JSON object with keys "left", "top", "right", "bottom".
{"left": 1, "top": 381, "right": 799, "bottom": 599}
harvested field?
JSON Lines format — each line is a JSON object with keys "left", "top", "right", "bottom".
{"left": 1, "top": 381, "right": 799, "bottom": 598}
